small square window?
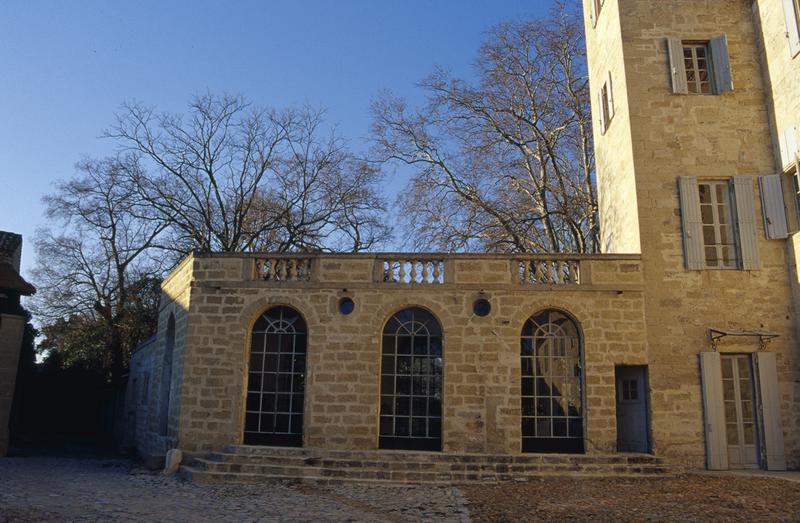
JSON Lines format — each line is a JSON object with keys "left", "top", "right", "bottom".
{"left": 683, "top": 42, "right": 714, "bottom": 94}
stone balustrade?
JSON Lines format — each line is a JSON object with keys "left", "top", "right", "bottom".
{"left": 381, "top": 257, "right": 445, "bottom": 284}
{"left": 184, "top": 253, "right": 645, "bottom": 290}
{"left": 254, "top": 256, "right": 313, "bottom": 282}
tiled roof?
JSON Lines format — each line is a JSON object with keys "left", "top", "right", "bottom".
{"left": 0, "top": 231, "right": 22, "bottom": 257}
{"left": 0, "top": 262, "right": 35, "bottom": 295}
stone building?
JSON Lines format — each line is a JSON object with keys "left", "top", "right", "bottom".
{"left": 128, "top": 0, "right": 800, "bottom": 476}
{"left": 0, "top": 232, "right": 35, "bottom": 456}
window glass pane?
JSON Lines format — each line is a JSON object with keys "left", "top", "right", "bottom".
{"left": 743, "top": 423, "right": 755, "bottom": 444}
{"left": 726, "top": 423, "right": 739, "bottom": 445}
{"left": 699, "top": 184, "right": 711, "bottom": 203}
{"left": 703, "top": 225, "right": 716, "bottom": 244}
{"left": 724, "top": 400, "right": 737, "bottom": 422}
{"left": 705, "top": 246, "right": 719, "bottom": 266}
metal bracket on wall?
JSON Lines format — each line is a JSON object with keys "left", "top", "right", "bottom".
{"left": 709, "top": 328, "right": 780, "bottom": 351}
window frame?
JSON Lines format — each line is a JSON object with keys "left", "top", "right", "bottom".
{"left": 682, "top": 41, "right": 715, "bottom": 95}
{"left": 794, "top": 0, "right": 800, "bottom": 52}
{"left": 697, "top": 179, "right": 740, "bottom": 270}
{"left": 600, "top": 81, "right": 611, "bottom": 133}
{"left": 591, "top": 0, "right": 606, "bottom": 28}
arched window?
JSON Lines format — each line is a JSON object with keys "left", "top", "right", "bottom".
{"left": 521, "top": 309, "right": 584, "bottom": 453}
{"left": 158, "top": 314, "right": 175, "bottom": 437}
{"left": 244, "top": 306, "right": 307, "bottom": 446}
{"left": 379, "top": 307, "right": 443, "bottom": 451}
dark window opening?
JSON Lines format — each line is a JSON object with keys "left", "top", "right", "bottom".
{"left": 244, "top": 306, "right": 307, "bottom": 447}
{"left": 338, "top": 297, "right": 355, "bottom": 315}
{"left": 473, "top": 298, "right": 491, "bottom": 317}
{"left": 521, "top": 309, "right": 584, "bottom": 453}
{"left": 379, "top": 308, "right": 443, "bottom": 451}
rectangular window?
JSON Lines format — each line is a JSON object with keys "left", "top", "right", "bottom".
{"left": 683, "top": 43, "right": 713, "bottom": 94}
{"left": 598, "top": 71, "right": 614, "bottom": 134}
{"left": 668, "top": 36, "right": 732, "bottom": 94}
{"left": 785, "top": 0, "right": 800, "bottom": 57}
{"left": 698, "top": 181, "right": 738, "bottom": 269}
{"left": 601, "top": 83, "right": 611, "bottom": 132}
{"left": 591, "top": 0, "right": 605, "bottom": 27}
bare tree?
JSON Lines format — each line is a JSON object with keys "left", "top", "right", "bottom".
{"left": 32, "top": 157, "right": 168, "bottom": 383}
{"left": 371, "top": 1, "right": 597, "bottom": 253}
{"left": 107, "top": 94, "right": 390, "bottom": 253}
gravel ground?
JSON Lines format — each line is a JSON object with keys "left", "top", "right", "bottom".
{"left": 0, "top": 457, "right": 467, "bottom": 522}
{"left": 461, "top": 475, "right": 800, "bottom": 522}
{"left": 1, "top": 457, "right": 799, "bottom": 522}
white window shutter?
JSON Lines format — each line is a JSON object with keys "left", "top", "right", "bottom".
{"left": 782, "top": 0, "right": 800, "bottom": 57}
{"left": 597, "top": 90, "right": 606, "bottom": 135}
{"left": 754, "top": 352, "right": 787, "bottom": 471}
{"left": 758, "top": 175, "right": 789, "bottom": 239}
{"left": 699, "top": 352, "right": 728, "bottom": 470}
{"left": 710, "top": 35, "right": 734, "bottom": 93}
{"left": 667, "top": 37, "right": 688, "bottom": 94}
{"left": 607, "top": 71, "right": 615, "bottom": 120}
{"left": 678, "top": 177, "right": 705, "bottom": 270}
{"left": 733, "top": 176, "right": 760, "bottom": 270}
{"left": 780, "top": 127, "right": 798, "bottom": 169}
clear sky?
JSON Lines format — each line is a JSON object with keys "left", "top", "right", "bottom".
{"left": 1, "top": 0, "right": 557, "bottom": 277}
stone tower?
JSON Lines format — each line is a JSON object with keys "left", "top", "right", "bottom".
{"left": 584, "top": 0, "right": 800, "bottom": 469}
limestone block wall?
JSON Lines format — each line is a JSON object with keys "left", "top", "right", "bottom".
{"left": 586, "top": 0, "right": 800, "bottom": 467}
{"left": 169, "top": 253, "right": 648, "bottom": 456}
{"left": 753, "top": 0, "right": 800, "bottom": 172}
{"left": 134, "top": 254, "right": 193, "bottom": 461}
{"left": 126, "top": 337, "right": 154, "bottom": 455}
{"left": 584, "top": 0, "right": 641, "bottom": 254}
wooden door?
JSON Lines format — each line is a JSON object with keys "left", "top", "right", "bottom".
{"left": 721, "top": 354, "right": 759, "bottom": 469}
{"left": 615, "top": 366, "right": 649, "bottom": 452}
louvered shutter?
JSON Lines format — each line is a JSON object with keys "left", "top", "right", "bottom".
{"left": 754, "top": 352, "right": 787, "bottom": 471}
{"left": 667, "top": 37, "right": 688, "bottom": 94}
{"left": 783, "top": 0, "right": 800, "bottom": 57}
{"left": 607, "top": 71, "right": 615, "bottom": 120}
{"left": 733, "top": 176, "right": 760, "bottom": 270}
{"left": 699, "top": 352, "right": 728, "bottom": 470}
{"left": 678, "top": 177, "right": 705, "bottom": 270}
{"left": 710, "top": 35, "right": 734, "bottom": 93}
{"left": 780, "top": 127, "right": 798, "bottom": 169}
{"left": 597, "top": 90, "right": 606, "bottom": 135}
{"left": 758, "top": 175, "right": 789, "bottom": 239}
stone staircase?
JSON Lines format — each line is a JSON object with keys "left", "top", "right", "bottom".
{"left": 180, "top": 445, "right": 671, "bottom": 485}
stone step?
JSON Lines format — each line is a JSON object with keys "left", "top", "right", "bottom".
{"left": 221, "top": 445, "right": 665, "bottom": 466}
{"left": 181, "top": 465, "right": 671, "bottom": 486}
{"left": 193, "top": 456, "right": 669, "bottom": 477}
{"left": 180, "top": 445, "right": 671, "bottom": 485}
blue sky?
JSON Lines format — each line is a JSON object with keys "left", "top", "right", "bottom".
{"left": 1, "top": 0, "right": 557, "bottom": 276}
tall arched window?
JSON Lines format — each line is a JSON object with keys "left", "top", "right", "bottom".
{"left": 379, "top": 307, "right": 443, "bottom": 451}
{"left": 244, "top": 306, "right": 307, "bottom": 446}
{"left": 521, "top": 309, "right": 584, "bottom": 453}
{"left": 158, "top": 313, "right": 175, "bottom": 436}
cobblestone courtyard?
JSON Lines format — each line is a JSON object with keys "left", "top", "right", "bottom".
{"left": 1, "top": 457, "right": 799, "bottom": 522}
